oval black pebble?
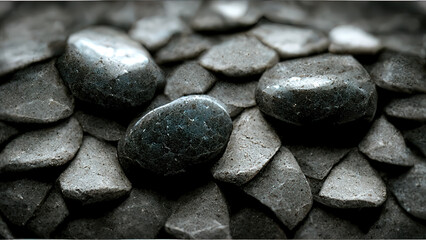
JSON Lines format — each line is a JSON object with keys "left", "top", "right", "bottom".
{"left": 118, "top": 95, "right": 233, "bottom": 176}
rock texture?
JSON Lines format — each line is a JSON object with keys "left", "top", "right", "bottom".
{"left": 385, "top": 94, "right": 426, "bottom": 121}
{"left": 329, "top": 25, "right": 382, "bottom": 54}
{"left": 74, "top": 111, "right": 126, "bottom": 142}
{"left": 0, "top": 122, "right": 18, "bottom": 145}
{"left": 404, "top": 125, "right": 426, "bottom": 156}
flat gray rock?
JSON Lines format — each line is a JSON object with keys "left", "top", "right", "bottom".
{"left": 0, "top": 118, "right": 83, "bottom": 173}
{"left": 164, "top": 61, "right": 217, "bottom": 101}
{"left": 318, "top": 150, "right": 387, "bottom": 208}
{"left": 404, "top": 125, "right": 426, "bottom": 156}
{"left": 165, "top": 182, "right": 231, "bottom": 239}
{"left": 0, "top": 215, "right": 14, "bottom": 239}
{"left": 256, "top": 54, "right": 377, "bottom": 125}
{"left": 0, "top": 60, "right": 74, "bottom": 123}
{"left": 359, "top": 115, "right": 416, "bottom": 166}
{"left": 243, "top": 147, "right": 313, "bottom": 230}
{"left": 329, "top": 25, "right": 382, "bottom": 54}
{"left": 59, "top": 136, "right": 131, "bottom": 204}
{"left": 199, "top": 36, "right": 278, "bottom": 77}
{"left": 385, "top": 94, "right": 426, "bottom": 121}
{"left": 74, "top": 111, "right": 126, "bottom": 142}
{"left": 249, "top": 23, "right": 329, "bottom": 59}
{"left": 0, "top": 122, "right": 18, "bottom": 145}
{"left": 57, "top": 26, "right": 163, "bottom": 109}
{"left": 212, "top": 108, "right": 281, "bottom": 186}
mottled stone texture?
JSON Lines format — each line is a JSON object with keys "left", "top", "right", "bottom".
{"left": 385, "top": 94, "right": 426, "bottom": 121}
{"left": 404, "top": 125, "right": 426, "bottom": 156}
{"left": 74, "top": 111, "right": 126, "bottom": 142}
{"left": 0, "top": 122, "right": 18, "bottom": 145}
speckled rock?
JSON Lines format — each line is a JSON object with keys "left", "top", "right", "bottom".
{"left": 404, "top": 125, "right": 426, "bottom": 156}
{"left": 256, "top": 54, "right": 377, "bottom": 125}
{"left": 59, "top": 136, "right": 131, "bottom": 204}
{"left": 199, "top": 36, "right": 278, "bottom": 77}
{"left": 0, "top": 118, "right": 83, "bottom": 173}
{"left": 212, "top": 108, "right": 281, "bottom": 186}
{"left": 249, "top": 24, "right": 329, "bottom": 59}
{"left": 385, "top": 94, "right": 426, "bottom": 121}
{"left": 318, "top": 150, "right": 387, "bottom": 208}
{"left": 74, "top": 111, "right": 126, "bottom": 142}
{"left": 329, "top": 25, "right": 382, "bottom": 54}
{"left": 0, "top": 122, "right": 18, "bottom": 145}
{"left": 0, "top": 215, "right": 14, "bottom": 239}
{"left": 119, "top": 95, "right": 232, "bottom": 176}
{"left": 0, "top": 60, "right": 74, "bottom": 123}
{"left": 243, "top": 147, "right": 313, "bottom": 230}
{"left": 57, "top": 26, "right": 163, "bottom": 109}
{"left": 165, "top": 182, "right": 231, "bottom": 239}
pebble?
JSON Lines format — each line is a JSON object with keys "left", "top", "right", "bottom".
{"left": 329, "top": 25, "right": 382, "bottom": 54}
{"left": 385, "top": 94, "right": 426, "bottom": 121}
{"left": 165, "top": 182, "right": 231, "bottom": 239}
{"left": 0, "top": 60, "right": 74, "bottom": 123}
{"left": 0, "top": 122, "right": 18, "bottom": 145}
{"left": 211, "top": 108, "right": 281, "bottom": 186}
{"left": 199, "top": 36, "right": 279, "bottom": 77}
{"left": 318, "top": 150, "right": 387, "bottom": 208}
{"left": 74, "top": 111, "right": 126, "bottom": 142}
{"left": 0, "top": 118, "right": 83, "bottom": 173}
{"left": 164, "top": 61, "right": 217, "bottom": 101}
{"left": 359, "top": 115, "right": 416, "bottom": 166}
{"left": 119, "top": 95, "right": 232, "bottom": 176}
{"left": 256, "top": 54, "right": 377, "bottom": 125}
{"left": 0, "top": 215, "right": 14, "bottom": 239}
{"left": 249, "top": 23, "right": 329, "bottom": 59}
{"left": 243, "top": 147, "right": 313, "bottom": 230}
{"left": 58, "top": 136, "right": 132, "bottom": 204}
{"left": 403, "top": 125, "right": 426, "bottom": 156}
{"left": 57, "top": 26, "right": 163, "bottom": 109}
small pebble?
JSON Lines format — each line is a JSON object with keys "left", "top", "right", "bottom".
{"left": 329, "top": 25, "right": 382, "bottom": 54}
{"left": 385, "top": 94, "right": 426, "bottom": 121}
{"left": 0, "top": 122, "right": 18, "bottom": 145}
{"left": 74, "top": 111, "right": 126, "bottom": 142}
{"left": 403, "top": 125, "right": 426, "bottom": 156}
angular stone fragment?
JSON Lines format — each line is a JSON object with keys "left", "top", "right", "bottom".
{"left": 59, "top": 136, "right": 131, "bottom": 204}
{"left": 165, "top": 182, "right": 231, "bottom": 239}
{"left": 404, "top": 125, "right": 426, "bottom": 156}
{"left": 0, "top": 60, "right": 74, "bottom": 123}
{"left": 318, "top": 150, "right": 387, "bottom": 208}
{"left": 57, "top": 26, "right": 163, "bottom": 109}
{"left": 359, "top": 116, "right": 416, "bottom": 166}
{"left": 212, "top": 108, "right": 281, "bottom": 185}
{"left": 0, "top": 118, "right": 83, "bottom": 173}
{"left": 200, "top": 36, "right": 278, "bottom": 77}
{"left": 243, "top": 147, "right": 313, "bottom": 230}
{"left": 249, "top": 23, "right": 329, "bottom": 59}
{"left": 329, "top": 25, "right": 382, "bottom": 54}
{"left": 385, "top": 94, "right": 426, "bottom": 121}
{"left": 0, "top": 122, "right": 18, "bottom": 145}
{"left": 74, "top": 111, "right": 126, "bottom": 142}
{"left": 0, "top": 215, "right": 14, "bottom": 239}
{"left": 256, "top": 54, "right": 377, "bottom": 125}
{"left": 119, "top": 95, "right": 232, "bottom": 176}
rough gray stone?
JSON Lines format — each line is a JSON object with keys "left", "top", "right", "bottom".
{"left": 199, "top": 36, "right": 279, "bottom": 77}
{"left": 404, "top": 125, "right": 426, "bottom": 156}
{"left": 165, "top": 182, "right": 231, "bottom": 239}
{"left": 0, "top": 118, "right": 83, "bottom": 173}
{"left": 57, "top": 26, "right": 163, "bottom": 109}
{"left": 385, "top": 94, "right": 426, "bottom": 121}
{"left": 0, "top": 122, "right": 18, "bottom": 145}
{"left": 243, "top": 147, "right": 313, "bottom": 230}
{"left": 318, "top": 150, "right": 387, "bottom": 208}
{"left": 329, "top": 25, "right": 382, "bottom": 54}
{"left": 0, "top": 215, "right": 14, "bottom": 239}
{"left": 119, "top": 95, "right": 232, "bottom": 176}
{"left": 59, "top": 136, "right": 131, "bottom": 204}
{"left": 212, "top": 108, "right": 281, "bottom": 186}
{"left": 0, "top": 60, "right": 74, "bottom": 123}
{"left": 74, "top": 111, "right": 126, "bottom": 142}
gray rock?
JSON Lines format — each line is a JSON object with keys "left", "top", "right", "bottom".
{"left": 329, "top": 25, "right": 382, "bottom": 54}
{"left": 379, "top": 33, "right": 426, "bottom": 58}
{"left": 318, "top": 150, "right": 387, "bottom": 208}
{"left": 57, "top": 26, "right": 163, "bottom": 109}
{"left": 404, "top": 125, "right": 426, "bottom": 156}
{"left": 119, "top": 95, "right": 232, "bottom": 176}
{"left": 243, "top": 147, "right": 313, "bottom": 230}
{"left": 256, "top": 54, "right": 377, "bottom": 125}
{"left": 165, "top": 182, "right": 231, "bottom": 239}
{"left": 165, "top": 61, "right": 217, "bottom": 101}
{"left": 0, "top": 215, "right": 14, "bottom": 239}
{"left": 0, "top": 178, "right": 51, "bottom": 226}
{"left": 0, "top": 118, "right": 83, "bottom": 173}
{"left": 163, "top": 1, "right": 202, "bottom": 20}
{"left": 59, "top": 136, "right": 131, "bottom": 204}
{"left": 74, "top": 111, "right": 126, "bottom": 142}
{"left": 306, "top": 177, "right": 325, "bottom": 197}
{"left": 0, "top": 60, "right": 74, "bottom": 123}
{"left": 212, "top": 108, "right": 281, "bottom": 186}
{"left": 199, "top": 36, "right": 278, "bottom": 77}
{"left": 385, "top": 94, "right": 426, "bottom": 121}
{"left": 262, "top": 1, "right": 309, "bottom": 26}
{"left": 359, "top": 115, "right": 416, "bottom": 166}
{"left": 249, "top": 23, "right": 329, "bottom": 59}
{"left": 0, "top": 122, "right": 18, "bottom": 145}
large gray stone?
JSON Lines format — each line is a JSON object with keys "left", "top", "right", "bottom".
{"left": 212, "top": 108, "right": 281, "bottom": 186}
{"left": 404, "top": 125, "right": 426, "bottom": 156}
{"left": 385, "top": 94, "right": 426, "bottom": 121}
{"left": 74, "top": 111, "right": 126, "bottom": 142}
{"left": 329, "top": 25, "right": 382, "bottom": 54}
{"left": 0, "top": 122, "right": 18, "bottom": 145}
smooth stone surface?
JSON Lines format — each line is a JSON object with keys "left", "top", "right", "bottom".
{"left": 0, "top": 178, "right": 51, "bottom": 226}
{"left": 59, "top": 136, "right": 131, "bottom": 204}
{"left": 0, "top": 215, "right": 14, "bottom": 239}
{"left": 0, "top": 122, "right": 18, "bottom": 145}
{"left": 256, "top": 54, "right": 377, "bottom": 125}
{"left": 249, "top": 23, "right": 329, "bottom": 59}
{"left": 0, "top": 60, "right": 74, "bottom": 123}
{"left": 57, "top": 26, "right": 163, "bottom": 109}
{"left": 404, "top": 125, "right": 426, "bottom": 156}
{"left": 212, "top": 108, "right": 281, "bottom": 186}
{"left": 385, "top": 94, "right": 426, "bottom": 121}
{"left": 359, "top": 116, "right": 416, "bottom": 166}
{"left": 243, "top": 147, "right": 313, "bottom": 230}
{"left": 199, "top": 36, "right": 279, "bottom": 77}
{"left": 164, "top": 61, "right": 217, "bottom": 101}
{"left": 329, "top": 25, "right": 382, "bottom": 54}
{"left": 119, "top": 95, "right": 232, "bottom": 176}
{"left": 318, "top": 150, "right": 387, "bottom": 208}
{"left": 74, "top": 111, "right": 126, "bottom": 142}
{"left": 0, "top": 118, "right": 83, "bottom": 173}
{"left": 165, "top": 182, "right": 231, "bottom": 239}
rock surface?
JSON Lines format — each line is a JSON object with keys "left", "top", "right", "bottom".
{"left": 74, "top": 111, "right": 126, "bottom": 142}
{"left": 404, "top": 125, "right": 426, "bottom": 156}
{"left": 0, "top": 122, "right": 18, "bottom": 145}
{"left": 385, "top": 94, "right": 426, "bottom": 121}
{"left": 329, "top": 25, "right": 382, "bottom": 54}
